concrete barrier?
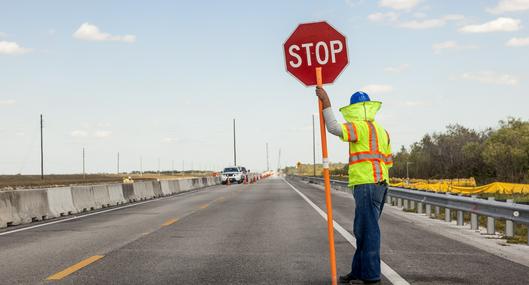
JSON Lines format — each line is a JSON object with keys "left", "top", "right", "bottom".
{"left": 191, "top": 178, "right": 203, "bottom": 189}
{"left": 178, "top": 179, "right": 193, "bottom": 192}
{"left": 107, "top": 184, "right": 126, "bottom": 205}
{"left": 132, "top": 181, "right": 156, "bottom": 200}
{"left": 11, "top": 189, "right": 50, "bottom": 224}
{"left": 71, "top": 185, "right": 97, "bottom": 212}
{"left": 92, "top": 185, "right": 112, "bottom": 208}
{"left": 0, "top": 176, "right": 220, "bottom": 229}
{"left": 122, "top": 183, "right": 136, "bottom": 202}
{"left": 170, "top": 180, "right": 181, "bottom": 193}
{"left": 153, "top": 181, "right": 163, "bottom": 197}
{"left": 46, "top": 187, "right": 77, "bottom": 218}
{"left": 0, "top": 192, "right": 16, "bottom": 228}
{"left": 160, "top": 180, "right": 175, "bottom": 196}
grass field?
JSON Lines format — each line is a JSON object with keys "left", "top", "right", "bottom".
{"left": 0, "top": 172, "right": 214, "bottom": 190}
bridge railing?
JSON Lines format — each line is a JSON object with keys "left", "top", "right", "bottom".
{"left": 293, "top": 175, "right": 529, "bottom": 245}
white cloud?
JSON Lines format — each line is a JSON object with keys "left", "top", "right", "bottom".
{"left": 94, "top": 130, "right": 112, "bottom": 138}
{"left": 488, "top": 0, "right": 529, "bottom": 14}
{"left": 459, "top": 17, "right": 521, "bottom": 33}
{"left": 0, "top": 32, "right": 7, "bottom": 38}
{"left": 361, "top": 84, "right": 394, "bottom": 94}
{"left": 0, "top": 41, "right": 31, "bottom": 55}
{"left": 368, "top": 12, "right": 399, "bottom": 22}
{"left": 461, "top": 71, "right": 518, "bottom": 85}
{"left": 384, "top": 64, "right": 410, "bottom": 73}
{"left": 379, "top": 0, "right": 420, "bottom": 10}
{"left": 71, "top": 130, "right": 89, "bottom": 137}
{"left": 370, "top": 13, "right": 465, "bottom": 29}
{"left": 399, "top": 14, "right": 465, "bottom": 29}
{"left": 0, "top": 99, "right": 16, "bottom": 106}
{"left": 73, "top": 23, "right": 136, "bottom": 43}
{"left": 432, "top": 41, "right": 477, "bottom": 54}
{"left": 506, "top": 36, "right": 529, "bottom": 46}
{"left": 400, "top": 19, "right": 445, "bottom": 29}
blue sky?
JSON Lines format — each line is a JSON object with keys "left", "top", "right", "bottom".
{"left": 1, "top": 0, "right": 528, "bottom": 174}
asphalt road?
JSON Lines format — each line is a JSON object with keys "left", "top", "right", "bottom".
{"left": 0, "top": 177, "right": 528, "bottom": 284}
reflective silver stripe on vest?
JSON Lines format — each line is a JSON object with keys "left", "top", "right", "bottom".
{"left": 344, "top": 123, "right": 356, "bottom": 142}
{"left": 349, "top": 153, "right": 393, "bottom": 164}
{"left": 373, "top": 160, "right": 382, "bottom": 182}
{"left": 366, "top": 121, "right": 378, "bottom": 151}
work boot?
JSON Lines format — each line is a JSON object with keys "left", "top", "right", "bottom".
{"left": 339, "top": 273, "right": 358, "bottom": 284}
{"left": 362, "top": 279, "right": 381, "bottom": 284}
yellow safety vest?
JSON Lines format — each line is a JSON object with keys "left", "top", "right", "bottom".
{"left": 339, "top": 101, "right": 393, "bottom": 187}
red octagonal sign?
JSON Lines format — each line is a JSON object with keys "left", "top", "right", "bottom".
{"left": 284, "top": 21, "right": 348, "bottom": 86}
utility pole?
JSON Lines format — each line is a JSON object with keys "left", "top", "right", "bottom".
{"left": 312, "top": 114, "right": 316, "bottom": 177}
{"left": 40, "top": 114, "right": 44, "bottom": 180}
{"left": 172, "top": 160, "right": 174, "bottom": 176}
{"left": 117, "top": 152, "right": 120, "bottom": 174}
{"left": 140, "top": 156, "right": 143, "bottom": 176}
{"left": 277, "top": 148, "right": 281, "bottom": 171}
{"left": 82, "top": 147, "right": 86, "bottom": 180}
{"left": 233, "top": 118, "right": 237, "bottom": 166}
{"left": 158, "top": 158, "right": 161, "bottom": 176}
{"left": 266, "top": 142, "right": 269, "bottom": 171}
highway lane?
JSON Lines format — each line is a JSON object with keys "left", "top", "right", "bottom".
{"left": 1, "top": 177, "right": 528, "bottom": 284}
{"left": 0, "top": 184, "right": 236, "bottom": 284}
{"left": 286, "top": 177, "right": 529, "bottom": 285}
{"left": 48, "top": 178, "right": 357, "bottom": 284}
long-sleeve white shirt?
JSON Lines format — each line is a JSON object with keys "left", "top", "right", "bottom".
{"left": 323, "top": 107, "right": 343, "bottom": 138}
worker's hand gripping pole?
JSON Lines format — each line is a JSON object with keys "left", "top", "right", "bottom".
{"left": 316, "top": 67, "right": 338, "bottom": 285}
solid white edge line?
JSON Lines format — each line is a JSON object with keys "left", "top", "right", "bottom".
{"left": 0, "top": 185, "right": 222, "bottom": 237}
{"left": 282, "top": 178, "right": 410, "bottom": 285}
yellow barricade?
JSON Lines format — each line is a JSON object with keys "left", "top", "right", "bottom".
{"left": 390, "top": 178, "right": 529, "bottom": 195}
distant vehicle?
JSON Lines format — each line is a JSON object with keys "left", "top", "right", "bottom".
{"left": 221, "top": 166, "right": 247, "bottom": 184}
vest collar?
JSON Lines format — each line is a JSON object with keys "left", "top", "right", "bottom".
{"left": 339, "top": 101, "right": 381, "bottom": 122}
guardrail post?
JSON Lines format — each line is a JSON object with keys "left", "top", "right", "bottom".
{"left": 470, "top": 195, "right": 479, "bottom": 230}
{"left": 397, "top": 198, "right": 402, "bottom": 208}
{"left": 434, "top": 206, "right": 440, "bottom": 218}
{"left": 444, "top": 193, "right": 452, "bottom": 223}
{"left": 505, "top": 199, "right": 514, "bottom": 237}
{"left": 457, "top": 210, "right": 464, "bottom": 226}
{"left": 386, "top": 195, "right": 391, "bottom": 204}
{"left": 410, "top": 200, "right": 416, "bottom": 211}
{"left": 417, "top": 202, "right": 424, "bottom": 214}
{"left": 445, "top": 207, "right": 451, "bottom": 223}
{"left": 426, "top": 204, "right": 432, "bottom": 217}
{"left": 403, "top": 199, "right": 409, "bottom": 210}
{"left": 487, "top": 197, "right": 496, "bottom": 235}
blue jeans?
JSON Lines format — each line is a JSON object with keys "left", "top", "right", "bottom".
{"left": 350, "top": 183, "right": 387, "bottom": 281}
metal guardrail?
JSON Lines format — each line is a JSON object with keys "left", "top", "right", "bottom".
{"left": 295, "top": 176, "right": 529, "bottom": 244}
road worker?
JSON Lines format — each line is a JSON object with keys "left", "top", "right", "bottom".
{"left": 316, "top": 87, "right": 392, "bottom": 284}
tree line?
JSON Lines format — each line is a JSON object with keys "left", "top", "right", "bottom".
{"left": 391, "top": 118, "right": 529, "bottom": 184}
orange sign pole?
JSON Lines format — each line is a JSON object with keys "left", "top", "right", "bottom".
{"left": 316, "top": 67, "right": 337, "bottom": 285}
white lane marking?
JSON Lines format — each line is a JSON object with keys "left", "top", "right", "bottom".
{"left": 282, "top": 178, "right": 410, "bottom": 285}
{"left": 0, "top": 186, "right": 224, "bottom": 237}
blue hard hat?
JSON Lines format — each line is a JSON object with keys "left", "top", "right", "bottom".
{"left": 350, "top": 91, "right": 371, "bottom": 105}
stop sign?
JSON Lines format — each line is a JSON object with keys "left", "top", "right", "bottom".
{"left": 284, "top": 21, "right": 348, "bottom": 86}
